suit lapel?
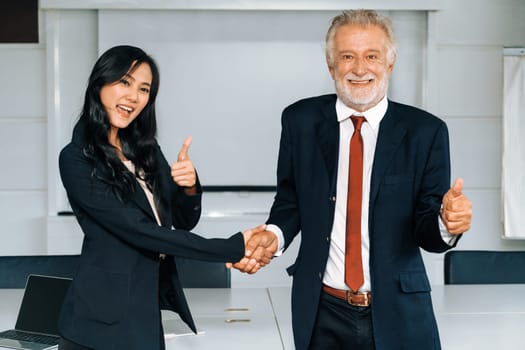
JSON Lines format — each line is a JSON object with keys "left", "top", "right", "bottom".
{"left": 370, "top": 102, "right": 407, "bottom": 205}
{"left": 316, "top": 99, "right": 340, "bottom": 192}
{"left": 130, "top": 181, "right": 158, "bottom": 222}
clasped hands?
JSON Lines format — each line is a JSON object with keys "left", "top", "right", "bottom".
{"left": 226, "top": 225, "right": 278, "bottom": 274}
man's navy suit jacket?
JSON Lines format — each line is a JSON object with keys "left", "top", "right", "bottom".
{"left": 57, "top": 119, "right": 244, "bottom": 350}
{"left": 268, "top": 94, "right": 459, "bottom": 350}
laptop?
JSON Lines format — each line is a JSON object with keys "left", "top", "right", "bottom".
{"left": 0, "top": 275, "right": 72, "bottom": 350}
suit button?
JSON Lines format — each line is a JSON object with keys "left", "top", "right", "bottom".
{"left": 326, "top": 236, "right": 330, "bottom": 243}
{"left": 318, "top": 272, "right": 322, "bottom": 280}
{"left": 329, "top": 196, "right": 336, "bottom": 202}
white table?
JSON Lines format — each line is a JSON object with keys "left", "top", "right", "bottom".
{"left": 3, "top": 285, "right": 525, "bottom": 350}
{"left": 431, "top": 284, "right": 525, "bottom": 314}
{"left": 267, "top": 287, "right": 295, "bottom": 350}
{"left": 162, "top": 288, "right": 282, "bottom": 350}
{"left": 0, "top": 288, "right": 283, "bottom": 350}
{"left": 431, "top": 284, "right": 525, "bottom": 350}
{"left": 268, "top": 284, "right": 525, "bottom": 350}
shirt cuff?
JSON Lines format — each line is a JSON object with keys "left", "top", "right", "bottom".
{"left": 265, "top": 224, "right": 285, "bottom": 256}
{"left": 439, "top": 214, "right": 459, "bottom": 246}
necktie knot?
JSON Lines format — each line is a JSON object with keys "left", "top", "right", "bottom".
{"left": 350, "top": 115, "right": 366, "bottom": 132}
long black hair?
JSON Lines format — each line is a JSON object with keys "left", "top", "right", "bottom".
{"left": 79, "top": 45, "right": 163, "bottom": 209}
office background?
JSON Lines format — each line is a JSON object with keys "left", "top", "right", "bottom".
{"left": 0, "top": 0, "right": 524, "bottom": 288}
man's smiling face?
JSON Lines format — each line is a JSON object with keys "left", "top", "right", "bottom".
{"left": 328, "top": 24, "right": 395, "bottom": 112}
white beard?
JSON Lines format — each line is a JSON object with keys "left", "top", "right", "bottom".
{"left": 335, "top": 72, "right": 389, "bottom": 110}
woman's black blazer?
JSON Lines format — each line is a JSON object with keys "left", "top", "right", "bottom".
{"left": 57, "top": 120, "right": 244, "bottom": 350}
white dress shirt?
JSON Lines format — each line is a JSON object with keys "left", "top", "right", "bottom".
{"left": 268, "top": 95, "right": 455, "bottom": 292}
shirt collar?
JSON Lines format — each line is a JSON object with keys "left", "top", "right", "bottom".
{"left": 335, "top": 95, "right": 388, "bottom": 132}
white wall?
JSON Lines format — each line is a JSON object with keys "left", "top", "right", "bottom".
{"left": 421, "top": 0, "right": 525, "bottom": 284}
{"left": 0, "top": 23, "right": 48, "bottom": 254}
{"left": 41, "top": 4, "right": 429, "bottom": 289}
{"left": 1, "top": 0, "right": 524, "bottom": 287}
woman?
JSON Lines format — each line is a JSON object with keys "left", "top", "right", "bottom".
{"left": 57, "top": 45, "right": 261, "bottom": 349}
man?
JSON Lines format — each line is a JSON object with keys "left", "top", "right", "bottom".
{"left": 233, "top": 9, "right": 472, "bottom": 350}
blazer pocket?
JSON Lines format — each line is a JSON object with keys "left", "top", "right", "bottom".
{"left": 384, "top": 175, "right": 414, "bottom": 185}
{"left": 75, "top": 265, "right": 129, "bottom": 325}
{"left": 399, "top": 271, "right": 431, "bottom": 293}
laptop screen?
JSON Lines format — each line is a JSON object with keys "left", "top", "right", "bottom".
{"left": 15, "top": 275, "right": 72, "bottom": 336}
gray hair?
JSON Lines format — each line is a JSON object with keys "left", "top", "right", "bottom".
{"left": 325, "top": 9, "right": 397, "bottom": 66}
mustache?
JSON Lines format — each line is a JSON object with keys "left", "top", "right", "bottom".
{"left": 344, "top": 73, "right": 376, "bottom": 81}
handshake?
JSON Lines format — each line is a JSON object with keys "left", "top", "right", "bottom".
{"left": 226, "top": 225, "right": 278, "bottom": 274}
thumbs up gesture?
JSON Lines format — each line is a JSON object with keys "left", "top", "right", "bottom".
{"left": 171, "top": 136, "right": 197, "bottom": 190}
{"left": 441, "top": 178, "right": 472, "bottom": 235}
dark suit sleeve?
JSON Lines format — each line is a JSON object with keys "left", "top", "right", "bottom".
{"left": 414, "top": 121, "right": 456, "bottom": 252}
{"left": 59, "top": 143, "right": 244, "bottom": 262}
{"left": 267, "top": 108, "right": 301, "bottom": 250}
{"left": 156, "top": 146, "right": 202, "bottom": 230}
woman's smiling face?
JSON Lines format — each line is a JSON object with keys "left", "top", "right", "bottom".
{"left": 100, "top": 61, "right": 152, "bottom": 137}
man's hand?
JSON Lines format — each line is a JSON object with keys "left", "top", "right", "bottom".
{"left": 226, "top": 226, "right": 278, "bottom": 274}
{"left": 441, "top": 178, "right": 472, "bottom": 234}
{"left": 171, "top": 136, "right": 197, "bottom": 194}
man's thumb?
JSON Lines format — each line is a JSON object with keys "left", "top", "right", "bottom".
{"left": 450, "top": 178, "right": 464, "bottom": 198}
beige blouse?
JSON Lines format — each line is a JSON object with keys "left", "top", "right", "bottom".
{"left": 123, "top": 160, "right": 165, "bottom": 258}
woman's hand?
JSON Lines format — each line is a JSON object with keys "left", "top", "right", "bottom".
{"left": 171, "top": 136, "right": 197, "bottom": 193}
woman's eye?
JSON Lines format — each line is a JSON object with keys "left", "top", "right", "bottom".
{"left": 140, "top": 87, "right": 150, "bottom": 94}
{"left": 119, "top": 79, "right": 130, "bottom": 86}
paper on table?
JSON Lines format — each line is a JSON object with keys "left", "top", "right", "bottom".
{"left": 163, "top": 318, "right": 205, "bottom": 339}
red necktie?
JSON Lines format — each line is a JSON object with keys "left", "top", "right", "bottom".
{"left": 345, "top": 116, "right": 365, "bottom": 292}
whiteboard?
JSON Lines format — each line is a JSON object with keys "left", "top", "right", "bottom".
{"left": 97, "top": 10, "right": 424, "bottom": 186}
{"left": 99, "top": 10, "right": 335, "bottom": 186}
